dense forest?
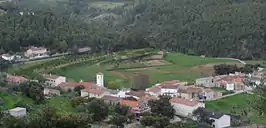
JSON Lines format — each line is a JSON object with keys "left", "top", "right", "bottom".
{"left": 0, "top": 0, "right": 266, "bottom": 59}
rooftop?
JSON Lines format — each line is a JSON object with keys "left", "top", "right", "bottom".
{"left": 9, "top": 107, "right": 26, "bottom": 112}
{"left": 81, "top": 88, "right": 104, "bottom": 95}
{"left": 29, "top": 47, "right": 47, "bottom": 51}
{"left": 170, "top": 98, "right": 201, "bottom": 107}
{"left": 120, "top": 100, "right": 139, "bottom": 108}
{"left": 43, "top": 74, "right": 61, "bottom": 80}
{"left": 126, "top": 90, "right": 148, "bottom": 98}
{"left": 58, "top": 82, "right": 96, "bottom": 89}
{"left": 7, "top": 75, "right": 26, "bottom": 83}
{"left": 101, "top": 95, "right": 120, "bottom": 101}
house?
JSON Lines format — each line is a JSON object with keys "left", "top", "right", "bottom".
{"left": 58, "top": 82, "right": 96, "bottom": 91}
{"left": 120, "top": 100, "right": 141, "bottom": 114}
{"left": 1, "top": 54, "right": 14, "bottom": 61}
{"left": 216, "top": 76, "right": 245, "bottom": 91}
{"left": 80, "top": 88, "right": 107, "bottom": 98}
{"left": 43, "top": 74, "right": 66, "bottom": 87}
{"left": 125, "top": 90, "right": 149, "bottom": 100}
{"left": 196, "top": 77, "right": 215, "bottom": 87}
{"left": 207, "top": 112, "right": 231, "bottom": 128}
{"left": 8, "top": 107, "right": 27, "bottom": 117}
{"left": 146, "top": 80, "right": 184, "bottom": 97}
{"left": 24, "top": 47, "right": 48, "bottom": 58}
{"left": 101, "top": 95, "right": 121, "bottom": 105}
{"left": 77, "top": 47, "right": 91, "bottom": 54}
{"left": 7, "top": 75, "right": 26, "bottom": 85}
{"left": 201, "top": 88, "right": 215, "bottom": 100}
{"left": 170, "top": 97, "right": 205, "bottom": 119}
{"left": 120, "top": 95, "right": 157, "bottom": 118}
{"left": 43, "top": 88, "right": 60, "bottom": 96}
{"left": 179, "top": 86, "right": 203, "bottom": 100}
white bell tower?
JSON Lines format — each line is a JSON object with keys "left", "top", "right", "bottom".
{"left": 96, "top": 72, "right": 104, "bottom": 87}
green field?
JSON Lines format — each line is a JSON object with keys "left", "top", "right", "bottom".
{"left": 49, "top": 51, "right": 239, "bottom": 88}
{"left": 206, "top": 94, "right": 266, "bottom": 125}
{"left": 0, "top": 92, "right": 35, "bottom": 110}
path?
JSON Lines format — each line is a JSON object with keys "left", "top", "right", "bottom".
{"left": 214, "top": 57, "right": 246, "bottom": 65}
{"left": 208, "top": 89, "right": 250, "bottom": 101}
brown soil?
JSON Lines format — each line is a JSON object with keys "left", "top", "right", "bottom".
{"left": 111, "top": 71, "right": 128, "bottom": 79}
{"left": 146, "top": 60, "right": 166, "bottom": 66}
{"left": 127, "top": 67, "right": 153, "bottom": 71}
{"left": 190, "top": 62, "right": 245, "bottom": 76}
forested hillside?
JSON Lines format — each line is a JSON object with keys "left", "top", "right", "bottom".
{"left": 0, "top": 0, "right": 266, "bottom": 59}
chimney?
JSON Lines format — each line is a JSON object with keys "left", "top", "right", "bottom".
{"left": 212, "top": 112, "right": 214, "bottom": 116}
{"left": 80, "top": 79, "right": 83, "bottom": 82}
{"left": 49, "top": 73, "right": 51, "bottom": 76}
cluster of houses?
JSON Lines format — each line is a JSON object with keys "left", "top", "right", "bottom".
{"left": 1, "top": 46, "right": 92, "bottom": 62}
{"left": 5, "top": 70, "right": 265, "bottom": 128}
{"left": 1, "top": 46, "right": 48, "bottom": 61}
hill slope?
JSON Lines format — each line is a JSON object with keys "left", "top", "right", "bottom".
{"left": 0, "top": 0, "right": 266, "bottom": 59}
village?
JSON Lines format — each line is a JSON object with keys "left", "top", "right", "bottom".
{"left": 4, "top": 66, "right": 264, "bottom": 128}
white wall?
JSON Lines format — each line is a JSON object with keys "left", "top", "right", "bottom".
{"left": 205, "top": 91, "right": 214, "bottom": 100}
{"left": 212, "top": 115, "right": 231, "bottom": 128}
{"left": 226, "top": 83, "right": 234, "bottom": 91}
{"left": 161, "top": 88, "right": 178, "bottom": 97}
{"left": 81, "top": 91, "right": 89, "bottom": 97}
{"left": 55, "top": 76, "right": 66, "bottom": 86}
{"left": 9, "top": 108, "right": 27, "bottom": 117}
{"left": 171, "top": 102, "right": 205, "bottom": 119}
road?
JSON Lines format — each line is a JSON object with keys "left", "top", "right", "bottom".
{"left": 214, "top": 57, "right": 246, "bottom": 65}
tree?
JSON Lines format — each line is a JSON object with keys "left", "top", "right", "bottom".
{"left": 73, "top": 85, "right": 85, "bottom": 96}
{"left": 109, "top": 114, "right": 127, "bottom": 127}
{"left": 114, "top": 104, "right": 129, "bottom": 116}
{"left": 166, "top": 121, "right": 196, "bottom": 128}
{"left": 20, "top": 81, "right": 44, "bottom": 103}
{"left": 140, "top": 116, "right": 170, "bottom": 128}
{"left": 70, "top": 96, "right": 89, "bottom": 107}
{"left": 148, "top": 96, "right": 175, "bottom": 119}
{"left": 130, "top": 73, "right": 150, "bottom": 90}
{"left": 82, "top": 99, "right": 108, "bottom": 122}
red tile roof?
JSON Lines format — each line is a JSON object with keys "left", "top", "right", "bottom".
{"left": 58, "top": 82, "right": 96, "bottom": 89}
{"left": 170, "top": 98, "right": 200, "bottom": 107}
{"left": 7, "top": 76, "right": 26, "bottom": 83}
{"left": 81, "top": 88, "right": 104, "bottom": 95}
{"left": 120, "top": 100, "right": 139, "bottom": 108}
{"left": 43, "top": 74, "right": 60, "bottom": 80}
{"left": 101, "top": 95, "right": 120, "bottom": 101}
{"left": 147, "top": 86, "right": 161, "bottom": 93}
{"left": 160, "top": 84, "right": 178, "bottom": 89}
{"left": 161, "top": 80, "right": 180, "bottom": 85}
{"left": 185, "top": 87, "right": 202, "bottom": 93}
{"left": 204, "top": 88, "right": 214, "bottom": 93}
{"left": 126, "top": 90, "right": 148, "bottom": 98}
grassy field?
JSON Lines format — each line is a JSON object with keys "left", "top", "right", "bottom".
{"left": 206, "top": 94, "right": 266, "bottom": 125}
{"left": 0, "top": 92, "right": 35, "bottom": 110}
{"left": 49, "top": 51, "right": 240, "bottom": 88}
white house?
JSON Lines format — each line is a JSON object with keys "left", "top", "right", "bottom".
{"left": 170, "top": 98, "right": 205, "bottom": 119}
{"left": 8, "top": 107, "right": 27, "bottom": 117}
{"left": 80, "top": 88, "right": 108, "bottom": 98}
{"left": 208, "top": 112, "right": 231, "bottom": 128}
{"left": 226, "top": 83, "right": 234, "bottom": 91}
{"left": 202, "top": 88, "right": 215, "bottom": 100}
{"left": 196, "top": 77, "right": 215, "bottom": 87}
{"left": 1, "top": 54, "right": 15, "bottom": 61}
{"left": 43, "top": 74, "right": 66, "bottom": 87}
{"left": 43, "top": 88, "right": 60, "bottom": 96}
{"left": 24, "top": 47, "right": 48, "bottom": 58}
{"left": 145, "top": 80, "right": 183, "bottom": 97}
